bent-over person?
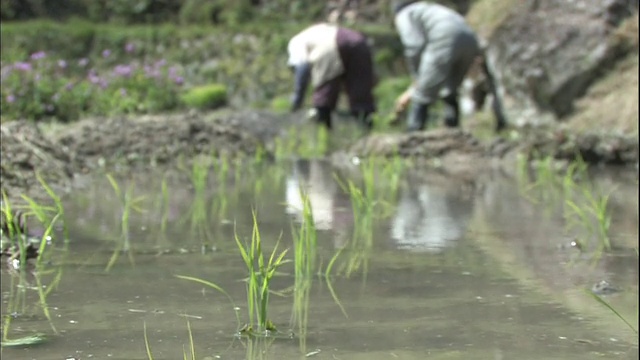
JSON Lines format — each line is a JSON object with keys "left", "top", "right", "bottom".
{"left": 287, "top": 23, "right": 376, "bottom": 129}
{"left": 392, "top": 1, "right": 481, "bottom": 132}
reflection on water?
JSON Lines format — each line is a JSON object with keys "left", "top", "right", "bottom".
{"left": 1, "top": 159, "right": 638, "bottom": 359}
{"left": 391, "top": 173, "right": 474, "bottom": 253}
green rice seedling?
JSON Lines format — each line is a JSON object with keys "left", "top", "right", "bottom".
{"left": 587, "top": 290, "right": 638, "bottom": 334}
{"left": 528, "top": 155, "right": 563, "bottom": 203}
{"left": 1, "top": 193, "right": 30, "bottom": 269}
{"left": 235, "top": 211, "right": 290, "bottom": 336}
{"left": 151, "top": 175, "right": 171, "bottom": 249}
{"left": 182, "top": 319, "right": 196, "bottom": 360}
{"left": 253, "top": 145, "right": 268, "bottom": 165}
{"left": 17, "top": 194, "right": 63, "bottom": 268}
{"left": 564, "top": 184, "right": 613, "bottom": 252}
{"left": 323, "top": 248, "right": 349, "bottom": 319}
{"left": 143, "top": 321, "right": 154, "bottom": 360}
{"left": 211, "top": 154, "right": 230, "bottom": 220}
{"left": 35, "top": 172, "right": 69, "bottom": 244}
{"left": 184, "top": 159, "right": 214, "bottom": 252}
{"left": 380, "top": 155, "right": 407, "bottom": 204}
{"left": 142, "top": 319, "right": 198, "bottom": 360}
{"left": 1, "top": 259, "right": 61, "bottom": 347}
{"left": 105, "top": 174, "right": 146, "bottom": 271}
{"left": 243, "top": 336, "right": 276, "bottom": 360}
{"left": 175, "top": 275, "right": 241, "bottom": 329}
{"left": 333, "top": 178, "right": 375, "bottom": 280}
{"left": 289, "top": 190, "right": 318, "bottom": 351}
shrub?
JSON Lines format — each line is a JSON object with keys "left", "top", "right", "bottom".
{"left": 181, "top": 84, "right": 228, "bottom": 110}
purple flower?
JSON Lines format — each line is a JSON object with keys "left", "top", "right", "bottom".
{"left": 6, "top": 94, "right": 16, "bottom": 103}
{"left": 102, "top": 49, "right": 111, "bottom": 58}
{"left": 155, "top": 59, "right": 167, "bottom": 68}
{"left": 58, "top": 60, "right": 67, "bottom": 69}
{"left": 99, "top": 79, "right": 109, "bottom": 89}
{"left": 119, "top": 88, "right": 127, "bottom": 96}
{"left": 125, "top": 43, "right": 135, "bottom": 53}
{"left": 30, "top": 51, "right": 46, "bottom": 60}
{"left": 65, "top": 82, "right": 74, "bottom": 91}
{"left": 144, "top": 65, "right": 159, "bottom": 78}
{"left": 173, "top": 76, "right": 184, "bottom": 85}
{"left": 14, "top": 62, "right": 32, "bottom": 72}
{"left": 78, "top": 58, "right": 89, "bottom": 67}
{"left": 88, "top": 70, "right": 101, "bottom": 84}
{"left": 113, "top": 64, "right": 133, "bottom": 77}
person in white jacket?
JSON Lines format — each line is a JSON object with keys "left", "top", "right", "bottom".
{"left": 287, "top": 23, "right": 376, "bottom": 130}
{"left": 391, "top": 1, "right": 481, "bottom": 132}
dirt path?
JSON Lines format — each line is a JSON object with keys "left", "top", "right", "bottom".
{"left": 1, "top": 110, "right": 637, "bottom": 205}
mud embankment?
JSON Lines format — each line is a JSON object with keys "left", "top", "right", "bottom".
{"left": 1, "top": 111, "right": 638, "bottom": 205}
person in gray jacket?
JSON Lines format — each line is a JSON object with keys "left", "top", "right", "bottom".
{"left": 287, "top": 23, "right": 376, "bottom": 130}
{"left": 392, "top": 1, "right": 480, "bottom": 131}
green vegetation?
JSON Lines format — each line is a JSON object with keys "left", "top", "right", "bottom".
{"left": 1, "top": 192, "right": 62, "bottom": 347}
{"left": 181, "top": 84, "right": 228, "bottom": 110}
{"left": 234, "top": 211, "right": 290, "bottom": 336}
{"left": 105, "top": 174, "right": 146, "bottom": 271}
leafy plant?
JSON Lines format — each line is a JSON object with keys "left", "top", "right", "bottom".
{"left": 234, "top": 211, "right": 290, "bottom": 336}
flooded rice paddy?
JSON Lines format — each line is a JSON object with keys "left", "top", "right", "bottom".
{"left": 1, "top": 157, "right": 638, "bottom": 360}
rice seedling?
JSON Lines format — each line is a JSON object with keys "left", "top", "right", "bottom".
{"left": 289, "top": 189, "right": 318, "bottom": 352}
{"left": 527, "top": 155, "right": 564, "bottom": 204}
{"left": 1, "top": 194, "right": 31, "bottom": 269}
{"left": 587, "top": 290, "right": 638, "bottom": 334}
{"left": 143, "top": 319, "right": 198, "bottom": 360}
{"left": 323, "top": 248, "right": 349, "bottom": 319}
{"left": 35, "top": 172, "right": 69, "bottom": 244}
{"left": 150, "top": 175, "right": 171, "bottom": 250}
{"left": 183, "top": 158, "right": 214, "bottom": 252}
{"left": 332, "top": 177, "right": 376, "bottom": 280}
{"left": 105, "top": 174, "right": 146, "bottom": 271}
{"left": 211, "top": 154, "right": 230, "bottom": 223}
{"left": 564, "top": 184, "right": 614, "bottom": 252}
{"left": 234, "top": 211, "right": 290, "bottom": 337}
{"left": 380, "top": 155, "right": 407, "bottom": 203}
{"left": 243, "top": 336, "right": 276, "bottom": 360}
{"left": 174, "top": 275, "right": 241, "bottom": 327}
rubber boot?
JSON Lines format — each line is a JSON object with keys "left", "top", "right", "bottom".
{"left": 315, "top": 107, "right": 332, "bottom": 130}
{"left": 406, "top": 102, "right": 429, "bottom": 132}
{"left": 443, "top": 95, "right": 459, "bottom": 128}
{"left": 351, "top": 110, "right": 374, "bottom": 131}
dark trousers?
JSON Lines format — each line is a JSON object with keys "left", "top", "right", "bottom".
{"left": 312, "top": 27, "right": 376, "bottom": 115}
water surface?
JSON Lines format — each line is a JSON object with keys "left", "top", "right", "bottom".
{"left": 1, "top": 158, "right": 638, "bottom": 360}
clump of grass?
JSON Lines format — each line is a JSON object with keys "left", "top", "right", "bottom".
{"left": 105, "top": 174, "right": 146, "bottom": 271}
{"left": 234, "top": 211, "right": 290, "bottom": 336}
{"left": 181, "top": 83, "right": 227, "bottom": 110}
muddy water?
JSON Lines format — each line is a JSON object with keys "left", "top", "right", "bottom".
{"left": 1, "top": 159, "right": 638, "bottom": 360}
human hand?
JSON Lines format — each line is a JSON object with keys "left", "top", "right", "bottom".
{"left": 395, "top": 89, "right": 412, "bottom": 113}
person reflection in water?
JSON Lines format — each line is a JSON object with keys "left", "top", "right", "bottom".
{"left": 391, "top": 174, "right": 474, "bottom": 253}
{"left": 285, "top": 159, "right": 352, "bottom": 248}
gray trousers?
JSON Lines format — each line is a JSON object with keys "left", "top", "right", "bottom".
{"left": 412, "top": 28, "right": 479, "bottom": 104}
